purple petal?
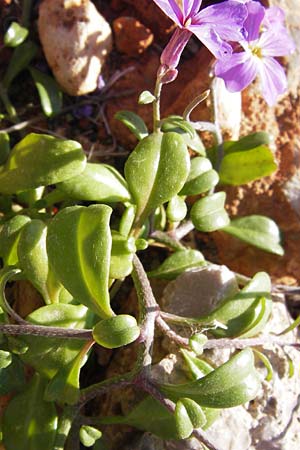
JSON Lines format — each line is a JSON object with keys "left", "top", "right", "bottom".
{"left": 243, "top": 1, "right": 265, "bottom": 42}
{"left": 257, "top": 56, "right": 287, "bottom": 106}
{"left": 192, "top": 1, "right": 248, "bottom": 41}
{"left": 190, "top": 24, "right": 233, "bottom": 59}
{"left": 215, "top": 52, "right": 258, "bottom": 92}
{"left": 263, "top": 6, "right": 285, "bottom": 30}
{"left": 182, "top": 0, "right": 202, "bottom": 20}
{"left": 160, "top": 28, "right": 192, "bottom": 68}
{"left": 152, "top": 0, "right": 183, "bottom": 26}
{"left": 259, "top": 28, "right": 295, "bottom": 57}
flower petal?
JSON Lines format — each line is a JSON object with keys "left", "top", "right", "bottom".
{"left": 260, "top": 28, "right": 295, "bottom": 57}
{"left": 263, "top": 6, "right": 286, "bottom": 30}
{"left": 257, "top": 57, "right": 287, "bottom": 106}
{"left": 192, "top": 1, "right": 248, "bottom": 41}
{"left": 243, "top": 1, "right": 265, "bottom": 42}
{"left": 182, "top": 0, "right": 202, "bottom": 19}
{"left": 215, "top": 52, "right": 258, "bottom": 92}
{"left": 190, "top": 24, "right": 233, "bottom": 59}
{"left": 160, "top": 28, "right": 192, "bottom": 68}
{"left": 152, "top": 0, "right": 183, "bottom": 26}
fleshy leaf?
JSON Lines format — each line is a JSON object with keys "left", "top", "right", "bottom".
{"left": 175, "top": 398, "right": 206, "bottom": 439}
{"left": 2, "top": 374, "right": 58, "bottom": 450}
{"left": 47, "top": 205, "right": 113, "bottom": 317}
{"left": 0, "top": 132, "right": 10, "bottom": 165}
{"left": 191, "top": 192, "right": 230, "bottom": 232}
{"left": 138, "top": 90, "right": 155, "bottom": 104}
{"left": 161, "top": 348, "right": 261, "bottom": 408}
{"left": 216, "top": 134, "right": 277, "bottom": 185}
{"left": 92, "top": 314, "right": 140, "bottom": 349}
{"left": 0, "top": 215, "right": 31, "bottom": 265}
{"left": 0, "top": 354, "right": 25, "bottom": 395}
{"left": 4, "top": 22, "right": 28, "bottom": 47}
{"left": 79, "top": 426, "right": 102, "bottom": 447}
{"left": 57, "top": 162, "right": 131, "bottom": 203}
{"left": 180, "top": 156, "right": 219, "bottom": 196}
{"left": 17, "top": 220, "right": 59, "bottom": 304}
{"left": 29, "top": 67, "right": 63, "bottom": 117}
{"left": 110, "top": 231, "right": 136, "bottom": 279}
{"left": 161, "top": 115, "right": 205, "bottom": 154}
{"left": 125, "top": 132, "right": 190, "bottom": 224}
{"left": 166, "top": 195, "right": 187, "bottom": 222}
{"left": 115, "top": 110, "right": 148, "bottom": 140}
{"left": 223, "top": 215, "right": 284, "bottom": 255}
{"left": 148, "top": 249, "right": 205, "bottom": 280}
{"left": 21, "top": 303, "right": 91, "bottom": 378}
{"left": 44, "top": 341, "right": 93, "bottom": 405}
{"left": 3, "top": 41, "right": 37, "bottom": 88}
{"left": 0, "top": 133, "right": 86, "bottom": 194}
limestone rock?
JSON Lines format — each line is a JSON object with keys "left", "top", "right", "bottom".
{"left": 161, "top": 264, "right": 239, "bottom": 318}
{"left": 38, "top": 0, "right": 112, "bottom": 96}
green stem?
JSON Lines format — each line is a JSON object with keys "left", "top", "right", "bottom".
{"left": 150, "top": 230, "right": 185, "bottom": 251}
{"left": 0, "top": 82, "right": 17, "bottom": 121}
{"left": 21, "top": 0, "right": 33, "bottom": 28}
{"left": 153, "top": 75, "right": 163, "bottom": 131}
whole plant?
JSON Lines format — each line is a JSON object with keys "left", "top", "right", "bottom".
{"left": 0, "top": 1, "right": 297, "bottom": 449}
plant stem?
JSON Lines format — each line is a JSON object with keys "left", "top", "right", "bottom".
{"left": 21, "top": 0, "right": 33, "bottom": 27}
{"left": 150, "top": 230, "right": 186, "bottom": 251}
{"left": 0, "top": 82, "right": 17, "bottom": 121}
{"left": 0, "top": 324, "right": 93, "bottom": 339}
{"left": 156, "top": 315, "right": 189, "bottom": 348}
{"left": 132, "top": 254, "right": 160, "bottom": 374}
{"left": 153, "top": 75, "right": 163, "bottom": 131}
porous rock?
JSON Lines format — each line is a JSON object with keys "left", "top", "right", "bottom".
{"left": 38, "top": 0, "right": 112, "bottom": 96}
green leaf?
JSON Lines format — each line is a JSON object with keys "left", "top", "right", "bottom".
{"left": 29, "top": 67, "right": 63, "bottom": 117}
{"left": 217, "top": 138, "right": 277, "bottom": 185}
{"left": 4, "top": 22, "right": 28, "bottom": 47}
{"left": 117, "top": 395, "right": 217, "bottom": 439}
{"left": 110, "top": 231, "right": 136, "bottom": 279}
{"left": 180, "top": 157, "right": 219, "bottom": 196}
{"left": 57, "top": 162, "right": 131, "bottom": 203}
{"left": 2, "top": 374, "right": 58, "bottom": 450}
{"left": 0, "top": 266, "right": 22, "bottom": 319}
{"left": 80, "top": 426, "right": 102, "bottom": 447}
{"left": 138, "top": 90, "right": 155, "bottom": 105}
{"left": 190, "top": 192, "right": 230, "bottom": 232}
{"left": 92, "top": 314, "right": 140, "bottom": 349}
{"left": 200, "top": 272, "right": 271, "bottom": 324}
{"left": 21, "top": 304, "right": 91, "bottom": 378}
{"left": 47, "top": 205, "right": 113, "bottom": 317}
{"left": 3, "top": 41, "right": 38, "bottom": 88}
{"left": 0, "top": 133, "right": 86, "bottom": 194}
{"left": 17, "top": 220, "right": 57, "bottom": 304}
{"left": 44, "top": 341, "right": 93, "bottom": 405}
{"left": 223, "top": 215, "right": 284, "bottom": 256}
{"left": 148, "top": 249, "right": 205, "bottom": 280}
{"left": 115, "top": 110, "right": 148, "bottom": 140}
{"left": 0, "top": 354, "right": 25, "bottom": 395}
{"left": 181, "top": 349, "right": 214, "bottom": 381}
{"left": 0, "top": 350, "right": 12, "bottom": 369}
{"left": 0, "top": 215, "right": 31, "bottom": 265}
{"left": 161, "top": 116, "right": 205, "bottom": 154}
{"left": 161, "top": 348, "right": 261, "bottom": 408}
{"left": 125, "top": 132, "right": 190, "bottom": 224}
{"left": 189, "top": 333, "right": 208, "bottom": 355}
{"left": 0, "top": 132, "right": 10, "bottom": 165}
{"left": 166, "top": 195, "right": 187, "bottom": 222}
{"left": 253, "top": 349, "right": 273, "bottom": 381}
{"left": 175, "top": 398, "right": 206, "bottom": 439}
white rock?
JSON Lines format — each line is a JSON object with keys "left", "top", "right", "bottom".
{"left": 161, "top": 264, "right": 239, "bottom": 318}
{"left": 38, "top": 0, "right": 112, "bottom": 96}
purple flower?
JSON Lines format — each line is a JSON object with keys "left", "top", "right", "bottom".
{"left": 215, "top": 1, "right": 295, "bottom": 106}
{"left": 153, "top": 0, "right": 247, "bottom": 68}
